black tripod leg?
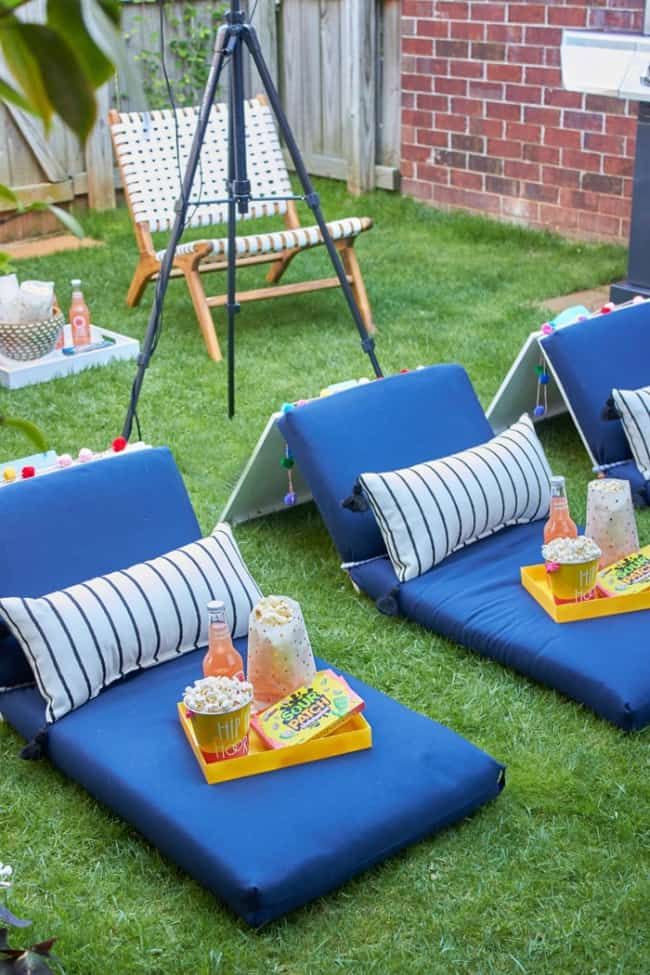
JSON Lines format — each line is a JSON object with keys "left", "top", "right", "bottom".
{"left": 226, "top": 75, "right": 240, "bottom": 419}
{"left": 122, "top": 26, "right": 232, "bottom": 439}
{"left": 243, "top": 25, "right": 383, "bottom": 379}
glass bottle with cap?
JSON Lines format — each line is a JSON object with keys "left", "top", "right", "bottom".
{"left": 202, "top": 600, "right": 245, "bottom": 681}
{"left": 69, "top": 278, "right": 91, "bottom": 346}
{"left": 544, "top": 475, "right": 578, "bottom": 545}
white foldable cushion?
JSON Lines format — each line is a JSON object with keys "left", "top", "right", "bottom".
{"left": 358, "top": 413, "right": 552, "bottom": 582}
{"left": 0, "top": 523, "right": 261, "bottom": 723}
{"left": 612, "top": 385, "right": 650, "bottom": 478}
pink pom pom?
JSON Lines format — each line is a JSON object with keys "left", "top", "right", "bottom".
{"left": 632, "top": 295, "right": 645, "bottom": 304}
{"left": 57, "top": 454, "right": 73, "bottom": 468}
{"left": 78, "top": 448, "right": 93, "bottom": 463}
{"left": 541, "top": 323, "right": 554, "bottom": 335}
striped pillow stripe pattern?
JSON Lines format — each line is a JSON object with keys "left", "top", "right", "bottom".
{"left": 612, "top": 386, "right": 650, "bottom": 478}
{"left": 0, "top": 523, "right": 261, "bottom": 723}
{"left": 358, "top": 414, "right": 552, "bottom": 583}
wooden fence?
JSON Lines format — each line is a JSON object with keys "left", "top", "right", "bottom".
{"left": 0, "top": 0, "right": 400, "bottom": 237}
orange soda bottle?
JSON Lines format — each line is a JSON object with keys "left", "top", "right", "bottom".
{"left": 544, "top": 475, "right": 578, "bottom": 544}
{"left": 69, "top": 279, "right": 91, "bottom": 346}
{"left": 202, "top": 600, "right": 245, "bottom": 680}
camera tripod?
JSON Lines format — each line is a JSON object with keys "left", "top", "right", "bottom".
{"left": 122, "top": 0, "right": 383, "bottom": 437}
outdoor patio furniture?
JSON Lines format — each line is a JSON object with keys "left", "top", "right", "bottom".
{"left": 0, "top": 447, "right": 504, "bottom": 926}
{"left": 277, "top": 365, "right": 650, "bottom": 731}
{"left": 109, "top": 97, "right": 375, "bottom": 362}
{"left": 539, "top": 299, "right": 650, "bottom": 507}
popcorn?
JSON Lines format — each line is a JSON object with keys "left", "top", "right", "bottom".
{"left": 251, "top": 595, "right": 294, "bottom": 626}
{"left": 183, "top": 675, "right": 253, "bottom": 715}
{"left": 542, "top": 535, "right": 601, "bottom": 565}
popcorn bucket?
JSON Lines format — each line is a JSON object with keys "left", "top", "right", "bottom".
{"left": 248, "top": 595, "right": 316, "bottom": 712}
{"left": 187, "top": 701, "right": 251, "bottom": 761}
{"left": 545, "top": 557, "right": 600, "bottom": 603}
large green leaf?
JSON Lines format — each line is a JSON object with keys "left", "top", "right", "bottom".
{"left": 0, "top": 416, "right": 49, "bottom": 452}
{"left": 14, "top": 23, "right": 96, "bottom": 140}
{"left": 0, "top": 77, "right": 33, "bottom": 113}
{"left": 23, "top": 200, "right": 84, "bottom": 238}
{"left": 81, "top": 0, "right": 145, "bottom": 109}
{"left": 46, "top": 0, "right": 114, "bottom": 87}
{"left": 0, "top": 19, "right": 51, "bottom": 126}
{"left": 44, "top": 204, "right": 84, "bottom": 239}
{"left": 0, "top": 2, "right": 34, "bottom": 18}
{"left": 0, "top": 183, "right": 18, "bottom": 207}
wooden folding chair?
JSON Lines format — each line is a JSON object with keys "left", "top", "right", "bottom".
{"left": 109, "top": 96, "right": 375, "bottom": 362}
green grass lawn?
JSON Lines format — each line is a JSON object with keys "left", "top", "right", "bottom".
{"left": 1, "top": 182, "right": 648, "bottom": 975}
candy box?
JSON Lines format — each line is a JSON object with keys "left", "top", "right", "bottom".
{"left": 597, "top": 544, "right": 650, "bottom": 597}
{"left": 251, "top": 669, "right": 365, "bottom": 749}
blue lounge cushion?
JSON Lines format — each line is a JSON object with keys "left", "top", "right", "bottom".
{"left": 540, "top": 301, "right": 650, "bottom": 468}
{"left": 349, "top": 522, "right": 650, "bottom": 731}
{"left": 279, "top": 363, "right": 650, "bottom": 730}
{"left": 0, "top": 643, "right": 504, "bottom": 926}
{"left": 0, "top": 448, "right": 201, "bottom": 689}
{"left": 277, "top": 365, "right": 494, "bottom": 564}
{"left": 0, "top": 442, "right": 505, "bottom": 924}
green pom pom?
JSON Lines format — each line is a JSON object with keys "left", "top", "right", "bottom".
{"left": 535, "top": 364, "right": 544, "bottom": 376}
{"left": 281, "top": 456, "right": 295, "bottom": 469}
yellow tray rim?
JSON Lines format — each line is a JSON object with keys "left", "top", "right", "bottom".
{"left": 178, "top": 703, "right": 372, "bottom": 784}
{"left": 520, "top": 563, "right": 650, "bottom": 623}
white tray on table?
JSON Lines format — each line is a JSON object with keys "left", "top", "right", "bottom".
{"left": 0, "top": 325, "right": 139, "bottom": 389}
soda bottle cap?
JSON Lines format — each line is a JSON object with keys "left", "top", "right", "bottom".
{"left": 550, "top": 475, "right": 566, "bottom": 486}
{"left": 71, "top": 278, "right": 82, "bottom": 289}
{"left": 207, "top": 599, "right": 226, "bottom": 613}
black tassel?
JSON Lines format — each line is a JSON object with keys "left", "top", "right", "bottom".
{"left": 20, "top": 728, "right": 48, "bottom": 761}
{"left": 376, "top": 587, "right": 400, "bottom": 616}
{"left": 342, "top": 482, "right": 369, "bottom": 513}
{"left": 601, "top": 396, "right": 621, "bottom": 421}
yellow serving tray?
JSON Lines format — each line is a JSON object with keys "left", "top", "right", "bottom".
{"left": 521, "top": 563, "right": 650, "bottom": 623}
{"left": 178, "top": 703, "right": 372, "bottom": 784}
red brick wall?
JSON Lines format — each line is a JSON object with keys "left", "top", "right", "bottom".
{"left": 401, "top": 1, "right": 645, "bottom": 241}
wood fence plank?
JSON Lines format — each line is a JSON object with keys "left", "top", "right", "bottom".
{"left": 86, "top": 85, "right": 116, "bottom": 210}
{"left": 253, "top": 0, "right": 279, "bottom": 93}
{"left": 282, "top": 0, "right": 305, "bottom": 148}
{"left": 343, "top": 0, "right": 377, "bottom": 194}
{"left": 378, "top": 0, "right": 401, "bottom": 169}
{"left": 321, "top": 0, "right": 342, "bottom": 159}
{"left": 301, "top": 0, "right": 322, "bottom": 155}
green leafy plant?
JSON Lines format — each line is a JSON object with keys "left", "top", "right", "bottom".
{"left": 0, "top": 0, "right": 140, "bottom": 235}
{"left": 0, "top": 864, "right": 62, "bottom": 975}
{"left": 0, "top": 416, "right": 48, "bottom": 452}
{"left": 132, "top": 3, "right": 226, "bottom": 110}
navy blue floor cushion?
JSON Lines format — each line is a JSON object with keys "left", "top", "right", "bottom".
{"left": 540, "top": 301, "right": 650, "bottom": 505}
{"left": 278, "top": 365, "right": 650, "bottom": 731}
{"left": 0, "top": 446, "right": 504, "bottom": 926}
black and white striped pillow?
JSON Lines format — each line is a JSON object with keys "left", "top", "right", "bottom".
{"left": 0, "top": 523, "right": 261, "bottom": 723}
{"left": 612, "top": 385, "right": 650, "bottom": 478}
{"left": 358, "top": 414, "right": 552, "bottom": 582}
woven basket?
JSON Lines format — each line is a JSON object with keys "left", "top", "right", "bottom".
{"left": 0, "top": 312, "right": 65, "bottom": 361}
